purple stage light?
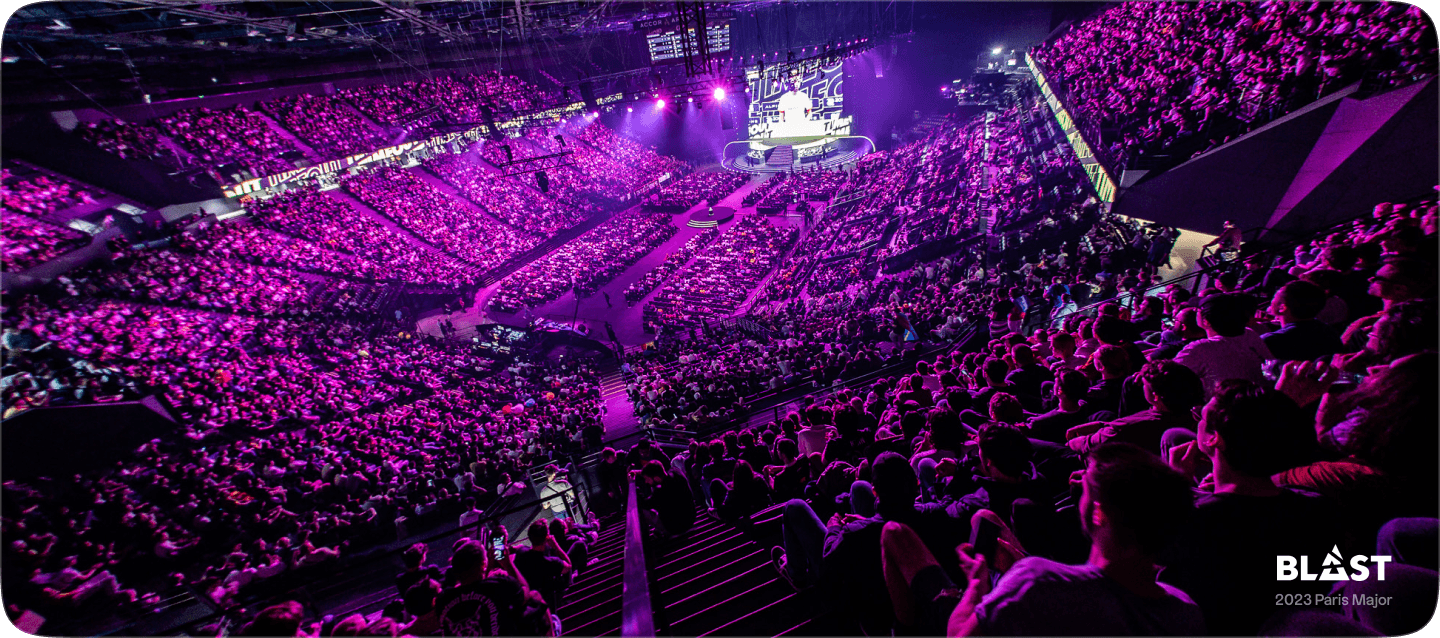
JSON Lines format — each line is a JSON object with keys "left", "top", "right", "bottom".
{"left": 713, "top": 87, "right": 726, "bottom": 101}
{"left": 656, "top": 98, "right": 666, "bottom": 109}
{"left": 627, "top": 106, "right": 634, "bottom": 112}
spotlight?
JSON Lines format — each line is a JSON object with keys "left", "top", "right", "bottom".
{"left": 713, "top": 87, "right": 726, "bottom": 101}
{"left": 687, "top": 97, "right": 693, "bottom": 103}
{"left": 992, "top": 46, "right": 1004, "bottom": 55}
{"left": 656, "top": 99, "right": 665, "bottom": 109}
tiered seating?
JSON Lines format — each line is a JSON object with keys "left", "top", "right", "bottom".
{"left": 183, "top": 222, "right": 388, "bottom": 282}
{"left": 2, "top": 169, "right": 97, "bottom": 271}
{"left": 569, "top": 122, "right": 687, "bottom": 197}
{"left": 643, "top": 216, "right": 797, "bottom": 330}
{"left": 74, "top": 118, "right": 179, "bottom": 167}
{"left": 343, "top": 166, "right": 540, "bottom": 273}
{"left": 92, "top": 250, "right": 327, "bottom": 317}
{"left": 246, "top": 188, "right": 476, "bottom": 285}
{"left": 624, "top": 228, "right": 717, "bottom": 305}
{"left": 3, "top": 286, "right": 608, "bottom": 619}
{"left": 1, "top": 212, "right": 90, "bottom": 273}
{"left": 262, "top": 93, "right": 386, "bottom": 157}
{"left": 154, "top": 105, "right": 297, "bottom": 176}
{"left": 427, "top": 153, "right": 589, "bottom": 237}
{"left": 1031, "top": 1, "right": 1437, "bottom": 168}
{"left": 339, "top": 81, "right": 429, "bottom": 128}
{"left": 1, "top": 169, "right": 97, "bottom": 217}
{"left": 488, "top": 211, "right": 677, "bottom": 312}
{"left": 649, "top": 171, "right": 747, "bottom": 209}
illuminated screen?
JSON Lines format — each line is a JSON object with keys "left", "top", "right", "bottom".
{"left": 646, "top": 22, "right": 730, "bottom": 63}
{"left": 746, "top": 59, "right": 851, "bottom": 140}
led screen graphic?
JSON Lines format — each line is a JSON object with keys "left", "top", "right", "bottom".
{"left": 746, "top": 59, "right": 851, "bottom": 140}
{"left": 645, "top": 22, "right": 730, "bottom": 63}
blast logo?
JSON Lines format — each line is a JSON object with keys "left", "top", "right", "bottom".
{"left": 1277, "top": 546, "right": 1391, "bottom": 581}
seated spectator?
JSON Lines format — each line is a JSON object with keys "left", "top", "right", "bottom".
{"left": 938, "top": 443, "right": 1203, "bottom": 635}
{"left": 710, "top": 460, "right": 774, "bottom": 521}
{"left": 1026, "top": 368, "right": 1092, "bottom": 443}
{"left": 771, "top": 452, "right": 965, "bottom": 633}
{"left": 1066, "top": 359, "right": 1205, "bottom": 456}
{"left": 1340, "top": 256, "right": 1437, "bottom": 350}
{"left": 434, "top": 539, "right": 547, "bottom": 636}
{"left": 1174, "top": 293, "right": 1271, "bottom": 395}
{"left": 1160, "top": 380, "right": 1333, "bottom": 635}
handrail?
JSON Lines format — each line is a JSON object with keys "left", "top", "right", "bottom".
{"left": 1046, "top": 203, "right": 1410, "bottom": 328}
{"left": 620, "top": 478, "right": 655, "bottom": 637}
{"left": 110, "top": 485, "right": 586, "bottom": 637}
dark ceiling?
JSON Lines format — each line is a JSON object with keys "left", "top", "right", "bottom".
{"left": 2, "top": 1, "right": 751, "bottom": 108}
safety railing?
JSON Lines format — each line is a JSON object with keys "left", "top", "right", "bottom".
{"left": 620, "top": 478, "right": 655, "bottom": 637}
{"left": 135, "top": 485, "right": 590, "bottom": 638}
{"left": 1044, "top": 206, "right": 1410, "bottom": 329}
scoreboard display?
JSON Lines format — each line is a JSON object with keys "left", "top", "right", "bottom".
{"left": 641, "top": 19, "right": 730, "bottom": 63}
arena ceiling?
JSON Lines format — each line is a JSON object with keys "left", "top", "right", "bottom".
{"left": 2, "top": 1, "right": 781, "bottom": 108}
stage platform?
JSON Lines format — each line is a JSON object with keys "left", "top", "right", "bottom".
{"left": 723, "top": 135, "right": 873, "bottom": 174}
{"left": 687, "top": 206, "right": 735, "bottom": 228}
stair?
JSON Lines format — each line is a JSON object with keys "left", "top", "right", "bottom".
{"left": 649, "top": 506, "right": 818, "bottom": 636}
{"left": 766, "top": 146, "right": 794, "bottom": 169}
{"left": 557, "top": 518, "right": 628, "bottom": 636}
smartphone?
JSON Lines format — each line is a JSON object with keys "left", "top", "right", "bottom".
{"left": 969, "top": 517, "right": 1001, "bottom": 564}
{"left": 491, "top": 536, "right": 505, "bottom": 562}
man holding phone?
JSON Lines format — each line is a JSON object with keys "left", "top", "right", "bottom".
{"left": 433, "top": 538, "right": 550, "bottom": 636}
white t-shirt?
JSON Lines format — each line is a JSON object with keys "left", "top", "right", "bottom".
{"left": 976, "top": 557, "right": 1206, "bottom": 635}
{"left": 1173, "top": 329, "right": 1273, "bottom": 396}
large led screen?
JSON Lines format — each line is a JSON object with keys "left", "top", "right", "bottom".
{"left": 746, "top": 59, "right": 851, "bottom": 140}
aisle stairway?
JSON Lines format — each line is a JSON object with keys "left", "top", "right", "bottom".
{"left": 766, "top": 146, "right": 794, "bottom": 169}
{"left": 599, "top": 369, "right": 642, "bottom": 441}
{"left": 649, "top": 506, "right": 822, "bottom": 636}
{"left": 557, "top": 518, "right": 628, "bottom": 636}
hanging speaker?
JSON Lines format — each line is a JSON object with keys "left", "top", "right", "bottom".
{"left": 580, "top": 82, "right": 597, "bottom": 109}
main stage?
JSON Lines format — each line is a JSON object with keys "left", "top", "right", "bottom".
{"left": 722, "top": 135, "right": 874, "bottom": 174}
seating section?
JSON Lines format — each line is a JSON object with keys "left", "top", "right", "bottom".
{"left": 1031, "top": 2, "right": 1437, "bottom": 168}
{"left": 649, "top": 171, "right": 747, "bottom": 209}
{"left": 427, "top": 153, "right": 591, "bottom": 238}
{"left": 2, "top": 169, "right": 98, "bottom": 272}
{"left": 154, "top": 105, "right": 297, "bottom": 176}
{"left": 488, "top": 210, "right": 677, "bottom": 312}
{"left": 184, "top": 222, "right": 388, "bottom": 282}
{"left": 343, "top": 166, "right": 541, "bottom": 273}
{"left": 643, "top": 216, "right": 797, "bottom": 331}
{"left": 75, "top": 118, "right": 180, "bottom": 167}
{"left": 246, "top": 188, "right": 477, "bottom": 285}
{"left": 566, "top": 123, "right": 688, "bottom": 198}
{"left": 261, "top": 93, "right": 386, "bottom": 157}
{"left": 624, "top": 228, "right": 718, "bottom": 305}
{"left": 3, "top": 289, "right": 609, "bottom": 620}
{"left": 1, "top": 212, "right": 90, "bottom": 273}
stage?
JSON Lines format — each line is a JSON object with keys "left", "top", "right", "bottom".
{"left": 723, "top": 135, "right": 874, "bottom": 174}
{"left": 686, "top": 206, "right": 735, "bottom": 228}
